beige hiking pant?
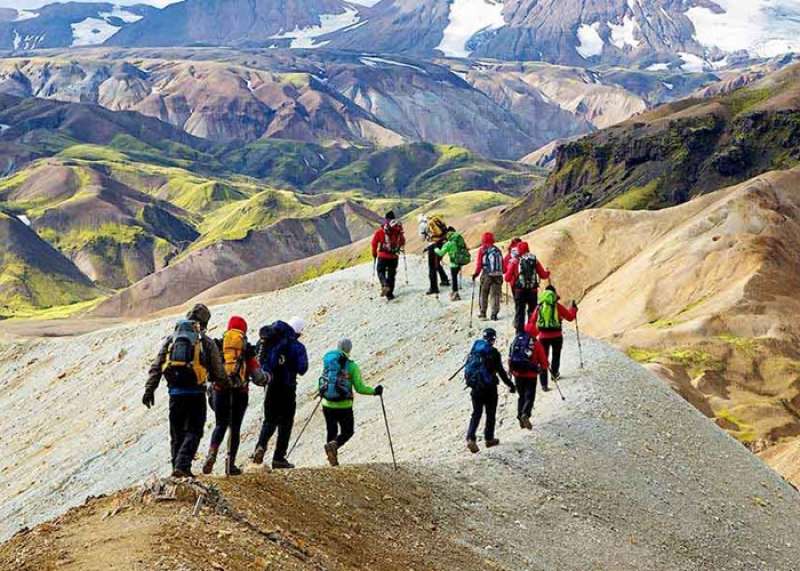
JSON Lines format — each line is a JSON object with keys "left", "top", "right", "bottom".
{"left": 479, "top": 274, "right": 503, "bottom": 318}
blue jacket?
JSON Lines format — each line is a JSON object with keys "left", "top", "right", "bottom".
{"left": 261, "top": 321, "right": 309, "bottom": 389}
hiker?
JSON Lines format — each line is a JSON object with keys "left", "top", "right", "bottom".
{"left": 503, "top": 237, "right": 522, "bottom": 270}
{"left": 142, "top": 304, "right": 227, "bottom": 478}
{"left": 504, "top": 241, "right": 550, "bottom": 333}
{"left": 202, "top": 316, "right": 268, "bottom": 476}
{"left": 464, "top": 328, "right": 515, "bottom": 453}
{"left": 420, "top": 214, "right": 451, "bottom": 295}
{"left": 435, "top": 226, "right": 471, "bottom": 301}
{"left": 319, "top": 338, "right": 383, "bottom": 466}
{"left": 371, "top": 211, "right": 405, "bottom": 301}
{"left": 508, "top": 327, "right": 550, "bottom": 430}
{"left": 472, "top": 232, "right": 504, "bottom": 320}
{"left": 525, "top": 285, "right": 578, "bottom": 389}
{"left": 252, "top": 317, "right": 309, "bottom": 470}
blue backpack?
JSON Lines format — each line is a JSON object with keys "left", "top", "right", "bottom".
{"left": 509, "top": 333, "right": 539, "bottom": 374}
{"left": 319, "top": 350, "right": 353, "bottom": 401}
{"left": 464, "top": 339, "right": 493, "bottom": 389}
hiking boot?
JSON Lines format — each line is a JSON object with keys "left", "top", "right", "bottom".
{"left": 381, "top": 286, "right": 390, "bottom": 298}
{"left": 386, "top": 291, "right": 395, "bottom": 301}
{"left": 541, "top": 385, "right": 551, "bottom": 392}
{"left": 202, "top": 450, "right": 218, "bottom": 475}
{"left": 485, "top": 438, "right": 500, "bottom": 448}
{"left": 251, "top": 446, "right": 266, "bottom": 465}
{"left": 518, "top": 415, "right": 526, "bottom": 429}
{"left": 324, "top": 441, "right": 339, "bottom": 467}
{"left": 171, "top": 468, "right": 195, "bottom": 479}
{"left": 552, "top": 372, "right": 561, "bottom": 381}
{"left": 522, "top": 416, "right": 533, "bottom": 430}
{"left": 426, "top": 289, "right": 440, "bottom": 296}
{"left": 227, "top": 464, "right": 242, "bottom": 476}
{"left": 450, "top": 291, "right": 461, "bottom": 301}
{"left": 272, "top": 458, "right": 295, "bottom": 470}
{"left": 466, "top": 439, "right": 479, "bottom": 454}
{"left": 440, "top": 279, "right": 450, "bottom": 287}
{"left": 490, "top": 315, "right": 499, "bottom": 321}
{"left": 478, "top": 313, "right": 487, "bottom": 320}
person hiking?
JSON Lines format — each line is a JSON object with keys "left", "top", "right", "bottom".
{"left": 420, "top": 214, "right": 450, "bottom": 295}
{"left": 472, "top": 232, "right": 504, "bottom": 320}
{"left": 463, "top": 328, "right": 515, "bottom": 453}
{"left": 142, "top": 303, "right": 227, "bottom": 478}
{"left": 202, "top": 316, "right": 267, "bottom": 476}
{"left": 435, "top": 226, "right": 471, "bottom": 301}
{"left": 508, "top": 327, "right": 550, "bottom": 430}
{"left": 503, "top": 237, "right": 522, "bottom": 270}
{"left": 504, "top": 241, "right": 550, "bottom": 333}
{"left": 371, "top": 211, "right": 405, "bottom": 301}
{"left": 319, "top": 338, "right": 383, "bottom": 467}
{"left": 252, "top": 317, "right": 309, "bottom": 470}
{"left": 525, "top": 285, "right": 578, "bottom": 390}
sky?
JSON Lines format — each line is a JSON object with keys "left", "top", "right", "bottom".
{"left": 7, "top": 0, "right": 181, "bottom": 8}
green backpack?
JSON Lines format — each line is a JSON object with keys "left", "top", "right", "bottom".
{"left": 451, "top": 233, "right": 471, "bottom": 267}
{"left": 537, "top": 289, "right": 561, "bottom": 331}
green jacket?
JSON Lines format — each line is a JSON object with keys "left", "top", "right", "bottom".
{"left": 322, "top": 357, "right": 376, "bottom": 409}
{"left": 435, "top": 232, "right": 468, "bottom": 268}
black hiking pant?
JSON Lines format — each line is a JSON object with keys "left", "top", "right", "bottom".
{"left": 210, "top": 389, "right": 249, "bottom": 466}
{"left": 427, "top": 242, "right": 449, "bottom": 292}
{"left": 323, "top": 407, "right": 355, "bottom": 448}
{"left": 256, "top": 383, "right": 296, "bottom": 461}
{"left": 539, "top": 337, "right": 563, "bottom": 389}
{"left": 515, "top": 375, "right": 537, "bottom": 419}
{"left": 466, "top": 385, "right": 498, "bottom": 442}
{"left": 513, "top": 288, "right": 538, "bottom": 333}
{"left": 377, "top": 257, "right": 399, "bottom": 297}
{"left": 450, "top": 266, "right": 462, "bottom": 293}
{"left": 168, "top": 394, "right": 207, "bottom": 473}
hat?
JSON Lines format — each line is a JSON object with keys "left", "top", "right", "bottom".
{"left": 385, "top": 210, "right": 396, "bottom": 221}
{"left": 186, "top": 304, "right": 211, "bottom": 328}
{"left": 227, "top": 315, "right": 248, "bottom": 333}
{"left": 338, "top": 338, "right": 353, "bottom": 355}
{"left": 483, "top": 328, "right": 497, "bottom": 343}
{"left": 288, "top": 316, "right": 305, "bottom": 335}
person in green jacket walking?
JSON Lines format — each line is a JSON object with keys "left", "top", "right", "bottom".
{"left": 319, "top": 338, "right": 383, "bottom": 467}
{"left": 435, "top": 227, "right": 471, "bottom": 301}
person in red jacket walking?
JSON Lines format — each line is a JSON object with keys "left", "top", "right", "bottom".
{"left": 472, "top": 232, "right": 504, "bottom": 320}
{"left": 503, "top": 237, "right": 522, "bottom": 271}
{"left": 525, "top": 285, "right": 578, "bottom": 390}
{"left": 371, "top": 211, "right": 405, "bottom": 301}
{"left": 504, "top": 241, "right": 550, "bottom": 333}
{"left": 508, "top": 329, "right": 550, "bottom": 430}
{"left": 203, "top": 316, "right": 266, "bottom": 476}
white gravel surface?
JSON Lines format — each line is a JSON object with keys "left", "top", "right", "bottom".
{"left": 2, "top": 257, "right": 800, "bottom": 568}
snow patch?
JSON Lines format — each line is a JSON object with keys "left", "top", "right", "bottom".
{"left": 71, "top": 6, "right": 143, "bottom": 47}
{"left": 270, "top": 9, "right": 362, "bottom": 49}
{"left": 436, "top": 0, "right": 506, "bottom": 58}
{"left": 12, "top": 30, "right": 45, "bottom": 50}
{"left": 576, "top": 22, "right": 604, "bottom": 59}
{"left": 686, "top": 0, "right": 800, "bottom": 58}
{"left": 13, "top": 10, "right": 39, "bottom": 22}
{"left": 17, "top": 214, "right": 31, "bottom": 227}
{"left": 609, "top": 15, "right": 640, "bottom": 49}
{"left": 360, "top": 56, "right": 426, "bottom": 73}
{"left": 678, "top": 52, "right": 708, "bottom": 73}
{"left": 662, "top": 82, "right": 674, "bottom": 90}
{"left": 647, "top": 62, "right": 670, "bottom": 71}
{"left": 99, "top": 6, "right": 144, "bottom": 24}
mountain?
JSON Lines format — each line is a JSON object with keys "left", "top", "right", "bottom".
{"left": 0, "top": 211, "right": 99, "bottom": 317}
{"left": 499, "top": 61, "right": 800, "bottom": 235}
{"left": 0, "top": 2, "right": 156, "bottom": 50}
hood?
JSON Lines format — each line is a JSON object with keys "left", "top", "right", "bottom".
{"left": 186, "top": 303, "right": 211, "bottom": 329}
{"left": 481, "top": 232, "right": 495, "bottom": 246}
{"left": 518, "top": 242, "right": 530, "bottom": 256}
{"left": 508, "top": 237, "right": 521, "bottom": 252}
{"left": 273, "top": 320, "right": 297, "bottom": 340}
{"left": 227, "top": 315, "right": 247, "bottom": 333}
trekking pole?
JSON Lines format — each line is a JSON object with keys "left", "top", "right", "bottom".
{"left": 448, "top": 361, "right": 467, "bottom": 382}
{"left": 287, "top": 397, "right": 322, "bottom": 459}
{"left": 469, "top": 279, "right": 476, "bottom": 330}
{"left": 402, "top": 250, "right": 409, "bottom": 286}
{"left": 549, "top": 368, "right": 566, "bottom": 401}
{"left": 379, "top": 394, "right": 398, "bottom": 471}
{"left": 371, "top": 258, "right": 376, "bottom": 286}
{"left": 575, "top": 314, "right": 585, "bottom": 369}
{"left": 225, "top": 391, "right": 234, "bottom": 476}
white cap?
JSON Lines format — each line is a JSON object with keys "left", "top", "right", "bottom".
{"left": 288, "top": 316, "right": 305, "bottom": 335}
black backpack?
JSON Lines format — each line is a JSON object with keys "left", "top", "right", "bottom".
{"left": 509, "top": 333, "right": 540, "bottom": 375}
{"left": 482, "top": 245, "right": 503, "bottom": 277}
{"left": 516, "top": 254, "right": 539, "bottom": 290}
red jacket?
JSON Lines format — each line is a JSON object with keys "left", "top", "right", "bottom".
{"left": 473, "top": 232, "right": 500, "bottom": 278}
{"left": 504, "top": 242, "right": 550, "bottom": 289}
{"left": 525, "top": 302, "right": 578, "bottom": 340}
{"left": 511, "top": 338, "right": 550, "bottom": 379}
{"left": 371, "top": 223, "right": 405, "bottom": 260}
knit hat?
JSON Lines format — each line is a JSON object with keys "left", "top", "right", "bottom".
{"left": 385, "top": 210, "right": 396, "bottom": 221}
{"left": 227, "top": 315, "right": 248, "bottom": 333}
{"left": 288, "top": 316, "right": 305, "bottom": 335}
{"left": 338, "top": 338, "right": 353, "bottom": 355}
{"left": 483, "top": 328, "right": 497, "bottom": 343}
{"left": 186, "top": 304, "right": 211, "bottom": 329}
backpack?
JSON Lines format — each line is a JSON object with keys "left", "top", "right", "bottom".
{"left": 482, "top": 245, "right": 503, "bottom": 277}
{"left": 451, "top": 233, "right": 471, "bottom": 267}
{"left": 464, "top": 339, "right": 494, "bottom": 389}
{"left": 428, "top": 216, "right": 448, "bottom": 241}
{"left": 162, "top": 319, "right": 208, "bottom": 386}
{"left": 537, "top": 290, "right": 562, "bottom": 331}
{"left": 380, "top": 224, "right": 403, "bottom": 255}
{"left": 509, "top": 333, "right": 540, "bottom": 374}
{"left": 516, "top": 254, "right": 539, "bottom": 290}
{"left": 318, "top": 350, "right": 353, "bottom": 402}
{"left": 222, "top": 329, "right": 248, "bottom": 389}
{"left": 257, "top": 321, "right": 292, "bottom": 385}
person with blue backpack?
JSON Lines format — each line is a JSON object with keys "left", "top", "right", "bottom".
{"left": 319, "top": 338, "right": 383, "bottom": 466}
{"left": 251, "top": 317, "right": 309, "bottom": 470}
{"left": 464, "top": 328, "right": 515, "bottom": 453}
{"left": 472, "top": 232, "right": 504, "bottom": 321}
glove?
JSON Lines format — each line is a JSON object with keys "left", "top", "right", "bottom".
{"left": 571, "top": 300, "right": 578, "bottom": 310}
{"left": 374, "top": 385, "right": 384, "bottom": 396}
{"left": 508, "top": 384, "right": 517, "bottom": 394}
{"left": 142, "top": 389, "right": 155, "bottom": 409}
{"left": 472, "top": 274, "right": 478, "bottom": 281}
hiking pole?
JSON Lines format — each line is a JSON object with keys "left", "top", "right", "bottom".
{"left": 469, "top": 279, "right": 476, "bottom": 330}
{"left": 448, "top": 361, "right": 467, "bottom": 382}
{"left": 549, "top": 368, "right": 566, "bottom": 402}
{"left": 379, "top": 394, "right": 398, "bottom": 471}
{"left": 575, "top": 313, "right": 585, "bottom": 369}
{"left": 402, "top": 250, "right": 409, "bottom": 286}
{"left": 225, "top": 391, "right": 234, "bottom": 477}
{"left": 287, "top": 397, "right": 322, "bottom": 459}
{"left": 371, "top": 258, "right": 376, "bottom": 286}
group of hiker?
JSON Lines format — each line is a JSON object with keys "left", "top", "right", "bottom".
{"left": 143, "top": 305, "right": 382, "bottom": 478}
